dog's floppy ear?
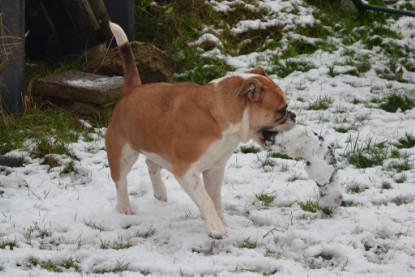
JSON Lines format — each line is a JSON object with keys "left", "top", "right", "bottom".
{"left": 249, "top": 67, "right": 266, "bottom": 76}
{"left": 238, "top": 78, "right": 262, "bottom": 101}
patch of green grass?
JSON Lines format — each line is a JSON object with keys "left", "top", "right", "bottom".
{"left": 238, "top": 237, "right": 257, "bottom": 249}
{"left": 23, "top": 256, "right": 81, "bottom": 273}
{"left": 100, "top": 238, "right": 133, "bottom": 250}
{"left": 60, "top": 258, "right": 81, "bottom": 272}
{"left": 92, "top": 259, "right": 129, "bottom": 274}
{"left": 287, "top": 173, "right": 302, "bottom": 182}
{"left": 341, "top": 200, "right": 359, "bottom": 207}
{"left": 355, "top": 55, "right": 372, "bottom": 74}
{"left": 306, "top": 0, "right": 412, "bottom": 82}
{"left": 136, "top": 227, "right": 156, "bottom": 239}
{"left": 308, "top": 95, "right": 333, "bottom": 110}
{"left": 41, "top": 155, "right": 61, "bottom": 168}
{"left": 25, "top": 256, "right": 40, "bottom": 268}
{"left": 84, "top": 219, "right": 105, "bottom": 232}
{"left": 387, "top": 157, "right": 412, "bottom": 173}
{"left": 0, "top": 239, "right": 17, "bottom": 250}
{"left": 270, "top": 57, "right": 316, "bottom": 78}
{"left": 268, "top": 151, "right": 292, "bottom": 160}
{"left": 394, "top": 174, "right": 407, "bottom": 184}
{"left": 300, "top": 200, "right": 319, "bottom": 213}
{"left": 281, "top": 39, "right": 334, "bottom": 59}
{"left": 254, "top": 191, "right": 277, "bottom": 207}
{"left": 240, "top": 144, "right": 261, "bottom": 154}
{"left": 352, "top": 97, "right": 361, "bottom": 104}
{"left": 346, "top": 182, "right": 367, "bottom": 194}
{"left": 345, "top": 137, "right": 390, "bottom": 168}
{"left": 390, "top": 149, "right": 401, "bottom": 159}
{"left": 192, "top": 241, "right": 221, "bottom": 256}
{"left": 39, "top": 260, "right": 63, "bottom": 273}
{"left": 381, "top": 181, "right": 392, "bottom": 190}
{"left": 379, "top": 93, "right": 415, "bottom": 112}
{"left": 392, "top": 196, "right": 409, "bottom": 206}
{"left": 60, "top": 160, "right": 76, "bottom": 176}
{"left": 225, "top": 25, "right": 284, "bottom": 55}
{"left": 171, "top": 57, "right": 234, "bottom": 84}
{"left": 135, "top": 0, "right": 217, "bottom": 54}
{"left": 0, "top": 107, "right": 94, "bottom": 158}
{"left": 24, "top": 222, "right": 51, "bottom": 244}
{"left": 256, "top": 154, "right": 276, "bottom": 172}
{"left": 135, "top": 0, "right": 279, "bottom": 75}
{"left": 32, "top": 138, "right": 72, "bottom": 160}
{"left": 321, "top": 207, "right": 333, "bottom": 216}
{"left": 395, "top": 133, "right": 415, "bottom": 149}
{"left": 334, "top": 126, "right": 349, "bottom": 133}
{"left": 329, "top": 51, "right": 372, "bottom": 78}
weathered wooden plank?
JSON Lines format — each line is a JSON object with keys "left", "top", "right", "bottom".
{"left": 89, "top": 0, "right": 112, "bottom": 41}
{"left": 62, "top": 0, "right": 100, "bottom": 33}
{"left": 28, "top": 71, "right": 123, "bottom": 105}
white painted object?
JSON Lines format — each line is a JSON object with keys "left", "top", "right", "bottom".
{"left": 265, "top": 125, "right": 343, "bottom": 211}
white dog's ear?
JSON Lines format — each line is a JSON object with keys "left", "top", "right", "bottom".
{"left": 249, "top": 67, "right": 266, "bottom": 76}
{"left": 238, "top": 78, "right": 262, "bottom": 101}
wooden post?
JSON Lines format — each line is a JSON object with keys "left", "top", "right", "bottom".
{"left": 89, "top": 0, "right": 112, "bottom": 41}
{"left": 0, "top": 0, "right": 25, "bottom": 113}
{"left": 62, "top": 0, "right": 112, "bottom": 41}
{"left": 62, "top": 0, "right": 100, "bottom": 33}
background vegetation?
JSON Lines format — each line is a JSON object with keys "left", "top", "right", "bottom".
{"left": 1, "top": 0, "right": 414, "bottom": 161}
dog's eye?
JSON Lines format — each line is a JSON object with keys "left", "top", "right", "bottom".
{"left": 276, "top": 105, "right": 287, "bottom": 116}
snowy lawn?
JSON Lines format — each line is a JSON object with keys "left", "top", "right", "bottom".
{"left": 1, "top": 0, "right": 415, "bottom": 276}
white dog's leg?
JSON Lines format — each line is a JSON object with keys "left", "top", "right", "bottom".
{"left": 267, "top": 125, "right": 343, "bottom": 211}
{"left": 145, "top": 158, "right": 167, "bottom": 201}
{"left": 203, "top": 165, "right": 226, "bottom": 225}
{"left": 177, "top": 168, "right": 227, "bottom": 239}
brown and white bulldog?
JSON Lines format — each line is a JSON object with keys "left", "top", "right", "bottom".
{"left": 106, "top": 22, "right": 296, "bottom": 239}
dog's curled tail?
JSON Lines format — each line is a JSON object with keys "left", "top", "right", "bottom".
{"left": 109, "top": 21, "right": 141, "bottom": 92}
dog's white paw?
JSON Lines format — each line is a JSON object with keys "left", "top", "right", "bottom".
{"left": 207, "top": 221, "right": 227, "bottom": 239}
{"left": 154, "top": 192, "right": 167, "bottom": 202}
{"left": 116, "top": 203, "right": 133, "bottom": 215}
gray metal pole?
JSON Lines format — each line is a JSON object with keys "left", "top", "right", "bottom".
{"left": 351, "top": 0, "right": 415, "bottom": 17}
{"left": 0, "top": 0, "right": 25, "bottom": 113}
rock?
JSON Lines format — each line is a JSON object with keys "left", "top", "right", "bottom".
{"left": 71, "top": 101, "right": 112, "bottom": 115}
{"left": 83, "top": 41, "right": 175, "bottom": 83}
{"left": 0, "top": 156, "right": 24, "bottom": 167}
{"left": 29, "top": 71, "right": 123, "bottom": 105}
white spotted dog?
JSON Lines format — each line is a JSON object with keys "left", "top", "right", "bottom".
{"left": 262, "top": 125, "right": 343, "bottom": 211}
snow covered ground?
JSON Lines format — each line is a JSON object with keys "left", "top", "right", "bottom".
{"left": 1, "top": 0, "right": 415, "bottom": 276}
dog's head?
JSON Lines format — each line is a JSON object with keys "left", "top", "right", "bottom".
{"left": 238, "top": 67, "right": 296, "bottom": 146}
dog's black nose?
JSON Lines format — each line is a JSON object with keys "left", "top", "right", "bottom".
{"left": 288, "top": 111, "right": 296, "bottom": 122}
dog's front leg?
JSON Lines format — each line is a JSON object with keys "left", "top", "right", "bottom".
{"left": 177, "top": 169, "right": 227, "bottom": 239}
{"left": 203, "top": 165, "right": 226, "bottom": 225}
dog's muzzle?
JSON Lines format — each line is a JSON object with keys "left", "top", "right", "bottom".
{"left": 287, "top": 111, "right": 296, "bottom": 122}
{"left": 261, "top": 111, "right": 297, "bottom": 146}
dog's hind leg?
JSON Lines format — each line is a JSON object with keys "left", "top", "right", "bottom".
{"left": 203, "top": 165, "right": 226, "bottom": 225}
{"left": 145, "top": 158, "right": 167, "bottom": 201}
{"left": 106, "top": 135, "right": 139, "bottom": 214}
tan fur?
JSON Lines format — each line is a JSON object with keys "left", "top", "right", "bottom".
{"left": 106, "top": 22, "right": 295, "bottom": 238}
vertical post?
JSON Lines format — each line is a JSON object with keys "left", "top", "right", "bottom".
{"left": 103, "top": 0, "right": 135, "bottom": 41}
{"left": 0, "top": 0, "right": 25, "bottom": 113}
